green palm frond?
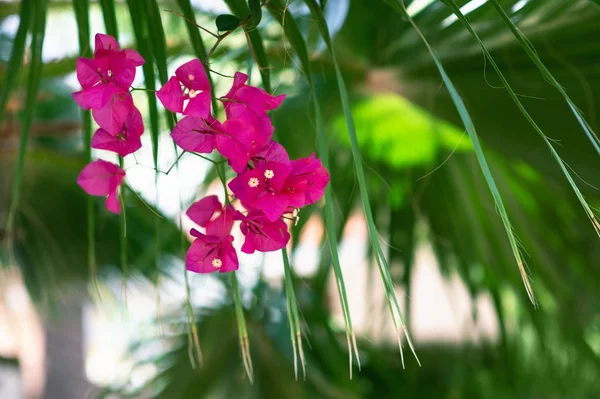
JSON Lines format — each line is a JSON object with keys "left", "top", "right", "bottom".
{"left": 1, "top": 0, "right": 600, "bottom": 397}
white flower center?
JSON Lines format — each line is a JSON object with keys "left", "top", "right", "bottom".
{"left": 248, "top": 177, "right": 259, "bottom": 188}
{"left": 188, "top": 89, "right": 197, "bottom": 99}
{"left": 264, "top": 169, "right": 274, "bottom": 179}
{"left": 211, "top": 258, "right": 222, "bottom": 268}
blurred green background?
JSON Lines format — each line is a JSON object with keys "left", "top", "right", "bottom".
{"left": 1, "top": 0, "right": 600, "bottom": 398}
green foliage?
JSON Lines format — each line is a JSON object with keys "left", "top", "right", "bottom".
{"left": 215, "top": 14, "right": 240, "bottom": 31}
{"left": 2, "top": 0, "right": 600, "bottom": 397}
{"left": 334, "top": 93, "right": 471, "bottom": 169}
{"left": 248, "top": 0, "right": 262, "bottom": 27}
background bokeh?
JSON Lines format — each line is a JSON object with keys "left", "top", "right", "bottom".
{"left": 1, "top": 0, "right": 600, "bottom": 397}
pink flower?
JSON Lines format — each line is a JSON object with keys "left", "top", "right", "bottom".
{"left": 185, "top": 197, "right": 238, "bottom": 274}
{"left": 72, "top": 34, "right": 143, "bottom": 110}
{"left": 186, "top": 195, "right": 223, "bottom": 226}
{"left": 77, "top": 159, "right": 126, "bottom": 214}
{"left": 156, "top": 59, "right": 211, "bottom": 117}
{"left": 221, "top": 72, "right": 285, "bottom": 117}
{"left": 94, "top": 33, "right": 145, "bottom": 68}
{"left": 171, "top": 115, "right": 223, "bottom": 153}
{"left": 91, "top": 89, "right": 134, "bottom": 135}
{"left": 288, "top": 154, "right": 330, "bottom": 206}
{"left": 186, "top": 232, "right": 238, "bottom": 274}
{"left": 228, "top": 161, "right": 303, "bottom": 222}
{"left": 234, "top": 210, "right": 290, "bottom": 254}
{"left": 91, "top": 106, "right": 144, "bottom": 157}
{"left": 216, "top": 107, "right": 273, "bottom": 173}
{"left": 250, "top": 140, "right": 290, "bottom": 168}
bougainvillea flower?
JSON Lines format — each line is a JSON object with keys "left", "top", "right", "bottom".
{"left": 228, "top": 161, "right": 304, "bottom": 222}
{"left": 185, "top": 198, "right": 238, "bottom": 274}
{"left": 221, "top": 72, "right": 285, "bottom": 117}
{"left": 94, "top": 33, "right": 145, "bottom": 70}
{"left": 91, "top": 89, "right": 134, "bottom": 135}
{"left": 171, "top": 115, "right": 223, "bottom": 153}
{"left": 288, "top": 154, "right": 330, "bottom": 206}
{"left": 77, "top": 159, "right": 126, "bottom": 214}
{"left": 91, "top": 106, "right": 143, "bottom": 157}
{"left": 234, "top": 210, "right": 290, "bottom": 254}
{"left": 72, "top": 34, "right": 144, "bottom": 110}
{"left": 223, "top": 101, "right": 274, "bottom": 141}
{"left": 216, "top": 107, "right": 274, "bottom": 173}
{"left": 186, "top": 231, "right": 238, "bottom": 274}
{"left": 250, "top": 140, "right": 290, "bottom": 169}
{"left": 186, "top": 195, "right": 222, "bottom": 227}
{"left": 156, "top": 59, "right": 211, "bottom": 117}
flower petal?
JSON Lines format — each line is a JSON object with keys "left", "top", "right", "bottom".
{"left": 156, "top": 76, "right": 185, "bottom": 114}
{"left": 76, "top": 58, "right": 102, "bottom": 89}
{"left": 224, "top": 102, "right": 273, "bottom": 141}
{"left": 239, "top": 210, "right": 289, "bottom": 254}
{"left": 105, "top": 190, "right": 121, "bottom": 214}
{"left": 218, "top": 241, "right": 239, "bottom": 273}
{"left": 291, "top": 154, "right": 330, "bottom": 205}
{"left": 94, "top": 33, "right": 120, "bottom": 56}
{"left": 252, "top": 140, "right": 290, "bottom": 167}
{"left": 77, "top": 159, "right": 125, "bottom": 196}
{"left": 91, "top": 128, "right": 142, "bottom": 157}
{"left": 223, "top": 71, "right": 285, "bottom": 115}
{"left": 175, "top": 59, "right": 210, "bottom": 90}
{"left": 92, "top": 90, "right": 134, "bottom": 134}
{"left": 171, "top": 116, "right": 220, "bottom": 153}
{"left": 205, "top": 205, "right": 235, "bottom": 238}
{"left": 255, "top": 192, "right": 289, "bottom": 222}
{"left": 183, "top": 90, "right": 211, "bottom": 118}
{"left": 72, "top": 91, "right": 91, "bottom": 110}
{"left": 124, "top": 49, "right": 145, "bottom": 66}
{"left": 110, "top": 53, "right": 137, "bottom": 89}
{"left": 186, "top": 236, "right": 219, "bottom": 274}
{"left": 186, "top": 195, "right": 221, "bottom": 227}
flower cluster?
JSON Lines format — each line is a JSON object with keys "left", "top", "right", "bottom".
{"left": 74, "top": 34, "right": 145, "bottom": 214}
{"left": 74, "top": 34, "right": 330, "bottom": 275}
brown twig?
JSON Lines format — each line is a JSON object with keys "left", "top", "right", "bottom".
{"left": 164, "top": 9, "right": 219, "bottom": 39}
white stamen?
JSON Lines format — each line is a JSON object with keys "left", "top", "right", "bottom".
{"left": 211, "top": 258, "right": 222, "bottom": 268}
{"left": 189, "top": 89, "right": 197, "bottom": 99}
{"left": 248, "top": 177, "right": 259, "bottom": 188}
{"left": 264, "top": 169, "right": 274, "bottom": 179}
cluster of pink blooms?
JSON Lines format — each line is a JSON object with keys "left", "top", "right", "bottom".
{"left": 74, "top": 34, "right": 330, "bottom": 274}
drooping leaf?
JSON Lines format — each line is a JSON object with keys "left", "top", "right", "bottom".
{"left": 249, "top": 0, "right": 262, "bottom": 27}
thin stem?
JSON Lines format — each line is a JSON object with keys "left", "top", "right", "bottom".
{"left": 231, "top": 273, "right": 254, "bottom": 382}
{"left": 204, "top": 15, "right": 253, "bottom": 64}
{"left": 164, "top": 9, "right": 219, "bottom": 39}
{"left": 130, "top": 87, "right": 157, "bottom": 93}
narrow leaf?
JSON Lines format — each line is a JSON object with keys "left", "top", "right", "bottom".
{"left": 249, "top": 0, "right": 262, "bottom": 27}
{"left": 489, "top": 0, "right": 600, "bottom": 156}
{"left": 6, "top": 0, "right": 48, "bottom": 243}
{"left": 305, "top": 0, "right": 420, "bottom": 363}
{"left": 385, "top": 0, "right": 536, "bottom": 305}
{"left": 281, "top": 248, "right": 306, "bottom": 380}
{"left": 231, "top": 273, "right": 254, "bottom": 382}
{"left": 99, "top": 0, "right": 119, "bottom": 38}
{"left": 267, "top": 0, "right": 360, "bottom": 375}
{"left": 444, "top": 0, "right": 600, "bottom": 242}
{"left": 0, "top": 0, "right": 31, "bottom": 135}
{"left": 72, "top": 0, "right": 98, "bottom": 289}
